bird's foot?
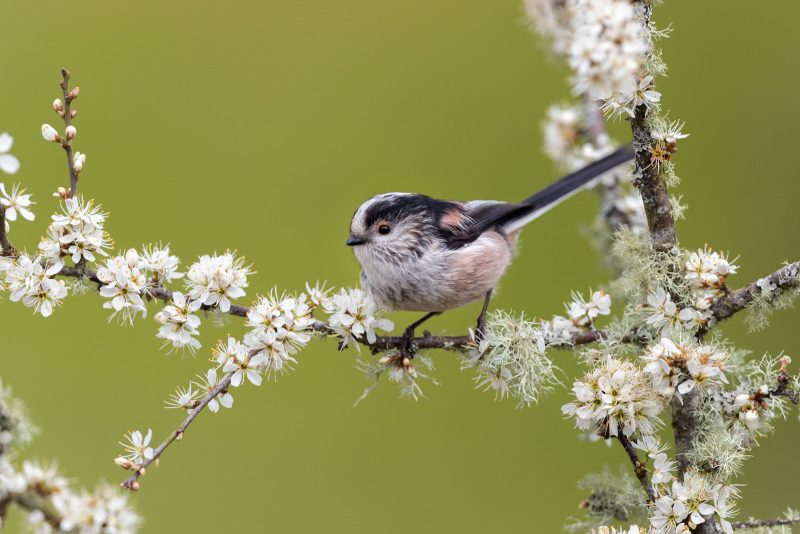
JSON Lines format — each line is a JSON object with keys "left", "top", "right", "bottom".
{"left": 400, "top": 325, "right": 416, "bottom": 359}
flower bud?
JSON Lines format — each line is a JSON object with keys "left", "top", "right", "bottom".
{"left": 67, "top": 86, "right": 80, "bottom": 101}
{"left": 65, "top": 125, "right": 77, "bottom": 141}
{"left": 73, "top": 151, "right": 86, "bottom": 173}
{"left": 41, "top": 124, "right": 60, "bottom": 143}
{"left": 53, "top": 98, "right": 64, "bottom": 112}
{"left": 53, "top": 187, "right": 68, "bottom": 199}
{"left": 757, "top": 384, "right": 769, "bottom": 396}
{"left": 70, "top": 109, "right": 77, "bottom": 119}
{"left": 114, "top": 456, "right": 133, "bottom": 470}
{"left": 743, "top": 409, "right": 759, "bottom": 429}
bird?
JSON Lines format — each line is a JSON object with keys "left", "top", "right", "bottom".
{"left": 345, "top": 145, "right": 635, "bottom": 355}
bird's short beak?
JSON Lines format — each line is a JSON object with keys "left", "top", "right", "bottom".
{"left": 346, "top": 234, "right": 366, "bottom": 246}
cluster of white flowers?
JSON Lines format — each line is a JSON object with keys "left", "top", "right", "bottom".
{"left": 562, "top": 356, "right": 663, "bottom": 438}
{"left": 645, "top": 248, "right": 739, "bottom": 334}
{"left": 245, "top": 290, "right": 316, "bottom": 376}
{"left": 632, "top": 435, "right": 675, "bottom": 485}
{"left": 0, "top": 459, "right": 140, "bottom": 533}
{"left": 465, "top": 310, "right": 560, "bottom": 407}
{"left": 139, "top": 243, "right": 183, "bottom": 285}
{"left": 323, "top": 287, "right": 394, "bottom": 350}
{"left": 685, "top": 247, "right": 738, "bottom": 300}
{"left": 541, "top": 104, "right": 633, "bottom": 184}
{"left": 642, "top": 337, "right": 731, "bottom": 399}
{"left": 644, "top": 287, "right": 708, "bottom": 331}
{"left": 2, "top": 254, "right": 67, "bottom": 317}
{"left": 719, "top": 355, "right": 791, "bottom": 446}
{"left": 185, "top": 252, "right": 251, "bottom": 312}
{"left": 545, "top": 289, "right": 611, "bottom": 343}
{"left": 531, "top": 0, "right": 653, "bottom": 116}
{"left": 154, "top": 291, "right": 201, "bottom": 353}
{"left": 40, "top": 196, "right": 110, "bottom": 264}
{"left": 649, "top": 472, "right": 737, "bottom": 534}
{"left": 51, "top": 484, "right": 141, "bottom": 534}
{"left": 96, "top": 249, "right": 148, "bottom": 324}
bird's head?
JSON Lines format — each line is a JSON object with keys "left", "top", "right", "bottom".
{"left": 347, "top": 193, "right": 445, "bottom": 266}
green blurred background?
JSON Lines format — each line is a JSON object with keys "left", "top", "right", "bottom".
{"left": 1, "top": 1, "right": 799, "bottom": 531}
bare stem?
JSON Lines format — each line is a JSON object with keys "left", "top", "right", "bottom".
{"left": 59, "top": 68, "right": 80, "bottom": 197}
{"left": 710, "top": 260, "right": 800, "bottom": 324}
{"left": 616, "top": 433, "right": 656, "bottom": 503}
{"left": 122, "top": 366, "right": 238, "bottom": 491}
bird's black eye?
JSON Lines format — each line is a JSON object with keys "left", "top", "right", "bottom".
{"left": 378, "top": 224, "right": 391, "bottom": 235}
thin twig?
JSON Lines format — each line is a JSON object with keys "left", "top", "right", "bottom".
{"left": 710, "top": 260, "right": 800, "bottom": 324}
{"left": 121, "top": 366, "right": 240, "bottom": 490}
{"left": 59, "top": 68, "right": 80, "bottom": 197}
{"left": 616, "top": 433, "right": 656, "bottom": 503}
{"left": 56, "top": 266, "right": 609, "bottom": 356}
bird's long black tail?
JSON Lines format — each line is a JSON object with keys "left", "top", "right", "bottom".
{"left": 501, "top": 144, "right": 635, "bottom": 234}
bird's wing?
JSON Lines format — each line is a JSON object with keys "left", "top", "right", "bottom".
{"left": 442, "top": 145, "right": 635, "bottom": 247}
{"left": 441, "top": 200, "right": 527, "bottom": 249}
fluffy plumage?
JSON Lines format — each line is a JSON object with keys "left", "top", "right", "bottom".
{"left": 347, "top": 145, "right": 634, "bottom": 312}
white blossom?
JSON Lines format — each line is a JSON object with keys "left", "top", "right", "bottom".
{"left": 53, "top": 484, "right": 142, "bottom": 534}
{"left": 185, "top": 251, "right": 251, "bottom": 312}
{"left": 72, "top": 151, "right": 86, "bottom": 173}
{"left": 650, "top": 472, "right": 738, "bottom": 534}
{"left": 195, "top": 369, "right": 233, "bottom": 413}
{"left": 45, "top": 196, "right": 110, "bottom": 264}
{"left": 323, "top": 287, "right": 393, "bottom": 350}
{"left": 0, "top": 133, "right": 20, "bottom": 174}
{"left": 642, "top": 337, "right": 731, "bottom": 400}
{"left": 96, "top": 249, "right": 148, "bottom": 324}
{"left": 562, "top": 356, "right": 663, "bottom": 438}
{"left": 41, "top": 124, "right": 60, "bottom": 143}
{"left": 119, "top": 429, "right": 154, "bottom": 465}
{"left": 0, "top": 182, "right": 34, "bottom": 222}
{"left": 155, "top": 291, "right": 201, "bottom": 353}
{"left": 685, "top": 247, "right": 738, "bottom": 294}
{"left": 566, "top": 289, "right": 612, "bottom": 328}
{"left": 651, "top": 120, "right": 689, "bottom": 146}
{"left": 222, "top": 343, "right": 267, "bottom": 387}
{"left": 140, "top": 243, "right": 183, "bottom": 285}
{"left": 3, "top": 254, "right": 66, "bottom": 317}
{"left": 569, "top": 0, "right": 650, "bottom": 114}
{"left": 165, "top": 383, "right": 200, "bottom": 409}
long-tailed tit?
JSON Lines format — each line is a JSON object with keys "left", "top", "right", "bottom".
{"left": 346, "top": 145, "right": 634, "bottom": 353}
